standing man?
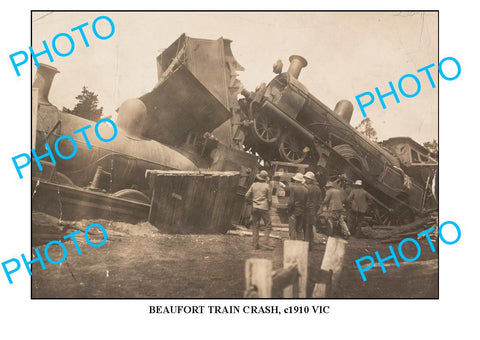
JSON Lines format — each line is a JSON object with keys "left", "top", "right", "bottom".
{"left": 288, "top": 172, "right": 308, "bottom": 241}
{"left": 347, "top": 180, "right": 372, "bottom": 237}
{"left": 322, "top": 181, "right": 350, "bottom": 240}
{"left": 245, "top": 170, "right": 273, "bottom": 250}
{"left": 304, "top": 171, "right": 323, "bottom": 249}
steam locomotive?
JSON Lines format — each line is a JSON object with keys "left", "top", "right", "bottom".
{"left": 240, "top": 55, "right": 437, "bottom": 224}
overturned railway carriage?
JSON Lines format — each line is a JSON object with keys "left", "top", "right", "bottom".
{"left": 242, "top": 56, "right": 437, "bottom": 224}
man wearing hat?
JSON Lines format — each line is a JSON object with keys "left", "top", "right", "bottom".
{"left": 322, "top": 181, "right": 350, "bottom": 239}
{"left": 245, "top": 170, "right": 273, "bottom": 249}
{"left": 288, "top": 172, "right": 308, "bottom": 241}
{"left": 304, "top": 171, "right": 323, "bottom": 249}
{"left": 347, "top": 180, "right": 373, "bottom": 237}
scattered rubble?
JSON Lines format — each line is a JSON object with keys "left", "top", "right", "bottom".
{"left": 32, "top": 212, "right": 160, "bottom": 246}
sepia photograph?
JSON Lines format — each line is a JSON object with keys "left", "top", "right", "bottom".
{"left": 30, "top": 11, "right": 439, "bottom": 298}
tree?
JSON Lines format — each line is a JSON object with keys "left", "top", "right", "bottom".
{"left": 63, "top": 86, "right": 103, "bottom": 121}
{"left": 423, "top": 139, "right": 438, "bottom": 155}
{"left": 355, "top": 117, "right": 377, "bottom": 141}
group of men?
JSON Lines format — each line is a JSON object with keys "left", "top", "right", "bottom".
{"left": 245, "top": 169, "right": 373, "bottom": 250}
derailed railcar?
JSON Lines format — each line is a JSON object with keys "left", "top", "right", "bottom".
{"left": 241, "top": 56, "right": 438, "bottom": 224}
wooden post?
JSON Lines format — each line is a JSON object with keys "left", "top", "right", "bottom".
{"left": 313, "top": 236, "right": 347, "bottom": 298}
{"left": 272, "top": 265, "right": 298, "bottom": 296}
{"left": 283, "top": 240, "right": 309, "bottom": 298}
{"left": 244, "top": 259, "right": 272, "bottom": 298}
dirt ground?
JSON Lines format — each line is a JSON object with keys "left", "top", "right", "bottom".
{"left": 31, "top": 213, "right": 438, "bottom": 298}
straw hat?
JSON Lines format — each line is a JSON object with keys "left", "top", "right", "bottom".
{"left": 325, "top": 181, "right": 334, "bottom": 188}
{"left": 256, "top": 170, "right": 269, "bottom": 181}
{"left": 292, "top": 172, "right": 305, "bottom": 183}
{"left": 303, "top": 171, "right": 316, "bottom": 181}
{"left": 354, "top": 180, "right": 363, "bottom": 186}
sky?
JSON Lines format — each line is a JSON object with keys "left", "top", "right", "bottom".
{"left": 31, "top": 11, "right": 438, "bottom": 143}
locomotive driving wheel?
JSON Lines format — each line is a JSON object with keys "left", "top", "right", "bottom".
{"left": 277, "top": 131, "right": 308, "bottom": 163}
{"left": 251, "top": 110, "right": 282, "bottom": 144}
{"left": 326, "top": 144, "right": 367, "bottom": 181}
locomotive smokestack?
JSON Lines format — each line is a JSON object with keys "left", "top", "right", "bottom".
{"left": 33, "top": 64, "right": 59, "bottom": 105}
{"left": 287, "top": 55, "right": 308, "bottom": 79}
{"left": 334, "top": 100, "right": 354, "bottom": 124}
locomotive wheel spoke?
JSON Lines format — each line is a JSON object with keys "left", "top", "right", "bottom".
{"left": 382, "top": 215, "right": 390, "bottom": 226}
